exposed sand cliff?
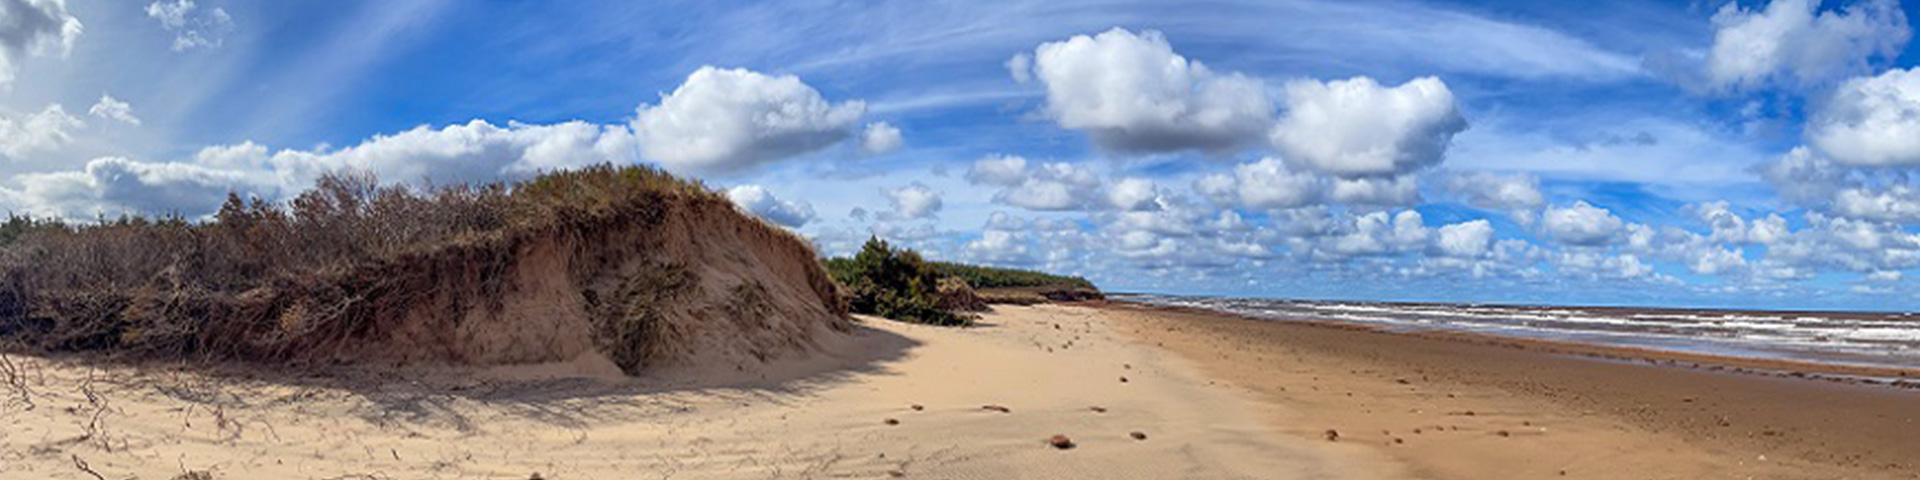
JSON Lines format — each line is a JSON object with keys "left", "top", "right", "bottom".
{"left": 0, "top": 167, "right": 849, "bottom": 376}
{"left": 357, "top": 197, "right": 852, "bottom": 374}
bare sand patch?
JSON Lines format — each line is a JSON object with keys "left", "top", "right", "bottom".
{"left": 1, "top": 305, "right": 1365, "bottom": 479}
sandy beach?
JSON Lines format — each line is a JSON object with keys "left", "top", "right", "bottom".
{"left": 1102, "top": 303, "right": 1920, "bottom": 480}
{"left": 0, "top": 305, "right": 1378, "bottom": 479}
{"left": 7, "top": 303, "right": 1920, "bottom": 479}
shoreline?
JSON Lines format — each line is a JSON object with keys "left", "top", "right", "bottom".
{"left": 1106, "top": 301, "right": 1920, "bottom": 388}
{"left": 1099, "top": 301, "right": 1920, "bottom": 479}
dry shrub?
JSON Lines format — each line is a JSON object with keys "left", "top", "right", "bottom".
{"left": 0, "top": 164, "right": 843, "bottom": 369}
{"left": 935, "top": 277, "right": 988, "bottom": 312}
{"left": 583, "top": 259, "right": 696, "bottom": 372}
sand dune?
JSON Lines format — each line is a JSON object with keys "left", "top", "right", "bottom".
{"left": 1, "top": 305, "right": 1374, "bottom": 479}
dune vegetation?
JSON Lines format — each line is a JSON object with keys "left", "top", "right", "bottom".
{"left": 823, "top": 238, "right": 1100, "bottom": 325}
{"left": 0, "top": 165, "right": 847, "bottom": 373}
{"left": 927, "top": 261, "right": 1095, "bottom": 291}
{"left": 822, "top": 238, "right": 972, "bottom": 326}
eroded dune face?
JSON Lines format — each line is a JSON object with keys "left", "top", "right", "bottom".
{"left": 0, "top": 167, "right": 851, "bottom": 377}
{"left": 352, "top": 197, "right": 851, "bottom": 374}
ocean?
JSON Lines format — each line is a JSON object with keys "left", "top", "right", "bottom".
{"left": 1113, "top": 293, "right": 1920, "bottom": 370}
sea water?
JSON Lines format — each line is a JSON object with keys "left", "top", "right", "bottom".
{"left": 1114, "top": 294, "right": 1920, "bottom": 370}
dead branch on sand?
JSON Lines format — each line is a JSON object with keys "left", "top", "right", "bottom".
{"left": 0, "top": 352, "right": 34, "bottom": 411}
{"left": 78, "top": 368, "right": 119, "bottom": 452}
{"left": 71, "top": 453, "right": 107, "bottom": 480}
{"left": 317, "top": 473, "right": 394, "bottom": 480}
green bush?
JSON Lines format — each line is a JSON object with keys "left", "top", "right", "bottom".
{"left": 927, "top": 261, "right": 1095, "bottom": 290}
{"left": 826, "top": 238, "right": 969, "bottom": 326}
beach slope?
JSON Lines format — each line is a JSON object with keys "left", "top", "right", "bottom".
{"left": 1103, "top": 303, "right": 1920, "bottom": 480}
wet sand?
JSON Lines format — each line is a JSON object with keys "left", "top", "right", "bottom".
{"left": 1102, "top": 302, "right": 1920, "bottom": 480}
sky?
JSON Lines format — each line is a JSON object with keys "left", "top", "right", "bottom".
{"left": 5, "top": 0, "right": 1920, "bottom": 311}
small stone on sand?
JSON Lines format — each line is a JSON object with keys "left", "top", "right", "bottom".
{"left": 982, "top": 405, "right": 1012, "bottom": 413}
{"left": 1089, "top": 406, "right": 1107, "bottom": 413}
{"left": 1048, "top": 434, "right": 1076, "bottom": 449}
{"left": 1496, "top": 430, "right": 1511, "bottom": 437}
{"left": 1130, "top": 431, "right": 1147, "bottom": 440}
{"left": 884, "top": 418, "right": 900, "bottom": 426}
{"left": 1324, "top": 429, "right": 1340, "bottom": 441}
{"left": 1120, "top": 376, "right": 1129, "bottom": 383}
{"left": 911, "top": 404, "right": 924, "bottom": 411}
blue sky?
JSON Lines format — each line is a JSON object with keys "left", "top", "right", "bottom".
{"left": 7, "top": 0, "right": 1920, "bottom": 310}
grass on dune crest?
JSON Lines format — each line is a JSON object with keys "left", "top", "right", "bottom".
{"left": 0, "top": 164, "right": 826, "bottom": 367}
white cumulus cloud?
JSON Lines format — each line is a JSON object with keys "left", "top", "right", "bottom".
{"left": 884, "top": 182, "right": 943, "bottom": 220}
{"left": 1195, "top": 157, "right": 1322, "bottom": 210}
{"left": 1694, "top": 0, "right": 1908, "bottom": 93}
{"left": 965, "top": 154, "right": 1029, "bottom": 187}
{"left": 1756, "top": 146, "right": 1920, "bottom": 223}
{"left": 0, "top": 104, "right": 83, "bottom": 158}
{"left": 1832, "top": 185, "right": 1920, "bottom": 223}
{"left": 860, "top": 122, "right": 903, "bottom": 155}
{"left": 8, "top": 156, "right": 248, "bottom": 218}
{"left": 1105, "top": 177, "right": 1159, "bottom": 211}
{"left": 726, "top": 184, "right": 816, "bottom": 227}
{"left": 2, "top": 119, "right": 640, "bottom": 219}
{"left": 146, "top": 0, "right": 234, "bottom": 52}
{"left": 1328, "top": 174, "right": 1419, "bottom": 207}
{"left": 1271, "top": 76, "right": 1467, "bottom": 177}
{"left": 1311, "top": 210, "right": 1430, "bottom": 258}
{"left": 967, "top": 158, "right": 1107, "bottom": 211}
{"left": 633, "top": 66, "right": 865, "bottom": 174}
{"left": 0, "top": 0, "right": 82, "bottom": 87}
{"left": 1022, "top": 28, "right": 1272, "bottom": 155}
{"left": 1441, "top": 170, "right": 1545, "bottom": 211}
{"left": 88, "top": 94, "right": 141, "bottom": 125}
{"left": 965, "top": 214, "right": 1038, "bottom": 265}
{"left": 1435, "top": 219, "right": 1494, "bottom": 258}
{"left": 1809, "top": 67, "right": 1920, "bottom": 166}
{"left": 1543, "top": 201, "right": 1624, "bottom": 246}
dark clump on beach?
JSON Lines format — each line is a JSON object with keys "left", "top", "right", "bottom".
{"left": 1048, "top": 434, "right": 1076, "bottom": 449}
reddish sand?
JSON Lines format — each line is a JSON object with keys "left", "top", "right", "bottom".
{"left": 1102, "top": 302, "right": 1920, "bottom": 480}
